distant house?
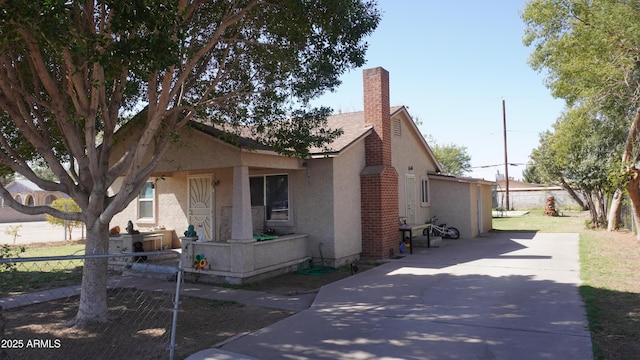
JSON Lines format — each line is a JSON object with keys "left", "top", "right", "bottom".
{"left": 109, "top": 67, "right": 494, "bottom": 283}
{"left": 0, "top": 179, "right": 68, "bottom": 223}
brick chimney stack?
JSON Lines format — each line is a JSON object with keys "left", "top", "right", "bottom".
{"left": 363, "top": 67, "right": 392, "bottom": 167}
{"left": 360, "top": 67, "right": 399, "bottom": 259}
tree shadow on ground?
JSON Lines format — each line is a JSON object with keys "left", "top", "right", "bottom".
{"left": 580, "top": 285, "right": 640, "bottom": 359}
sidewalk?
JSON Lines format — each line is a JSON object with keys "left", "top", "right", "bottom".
{"left": 190, "top": 231, "right": 593, "bottom": 360}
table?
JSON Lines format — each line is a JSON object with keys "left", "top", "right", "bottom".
{"left": 399, "top": 223, "right": 430, "bottom": 254}
{"left": 142, "top": 233, "right": 164, "bottom": 251}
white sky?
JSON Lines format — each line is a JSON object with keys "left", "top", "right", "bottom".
{"left": 311, "top": 0, "right": 566, "bottom": 181}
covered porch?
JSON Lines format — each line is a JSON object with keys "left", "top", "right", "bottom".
{"left": 181, "top": 233, "right": 308, "bottom": 284}
{"left": 109, "top": 124, "right": 315, "bottom": 283}
{"left": 177, "top": 164, "right": 310, "bottom": 284}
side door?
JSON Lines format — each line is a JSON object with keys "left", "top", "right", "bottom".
{"left": 405, "top": 174, "right": 416, "bottom": 224}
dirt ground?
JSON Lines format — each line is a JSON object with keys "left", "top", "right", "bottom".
{"left": 1, "top": 264, "right": 374, "bottom": 360}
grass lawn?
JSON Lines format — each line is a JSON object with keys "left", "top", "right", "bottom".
{"left": 1, "top": 242, "right": 85, "bottom": 296}
{"left": 494, "top": 210, "right": 640, "bottom": 360}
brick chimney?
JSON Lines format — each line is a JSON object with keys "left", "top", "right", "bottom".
{"left": 360, "top": 67, "right": 399, "bottom": 259}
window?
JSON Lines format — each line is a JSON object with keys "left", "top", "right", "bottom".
{"left": 137, "top": 181, "right": 155, "bottom": 221}
{"left": 250, "top": 174, "right": 289, "bottom": 221}
{"left": 420, "top": 176, "right": 430, "bottom": 206}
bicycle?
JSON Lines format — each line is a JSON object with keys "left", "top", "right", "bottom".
{"left": 422, "top": 215, "right": 460, "bottom": 239}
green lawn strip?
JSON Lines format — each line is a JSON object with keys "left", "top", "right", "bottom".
{"left": 579, "top": 230, "right": 640, "bottom": 360}
{"left": 1, "top": 243, "right": 85, "bottom": 296}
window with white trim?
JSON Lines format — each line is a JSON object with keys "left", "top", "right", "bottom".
{"left": 420, "top": 176, "right": 430, "bottom": 206}
{"left": 250, "top": 174, "right": 289, "bottom": 221}
{"left": 137, "top": 181, "right": 155, "bottom": 221}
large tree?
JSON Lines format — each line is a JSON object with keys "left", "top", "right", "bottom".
{"left": 522, "top": 0, "right": 640, "bottom": 234}
{"left": 0, "top": 0, "right": 380, "bottom": 325}
{"left": 424, "top": 135, "right": 472, "bottom": 177}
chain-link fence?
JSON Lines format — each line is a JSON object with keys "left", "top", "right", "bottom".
{"left": 0, "top": 251, "right": 183, "bottom": 360}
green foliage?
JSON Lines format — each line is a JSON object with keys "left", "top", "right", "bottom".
{"left": 0, "top": 0, "right": 381, "bottom": 206}
{"left": 522, "top": 0, "right": 640, "bottom": 227}
{"left": 0, "top": 0, "right": 381, "bottom": 322}
{"left": 522, "top": 163, "right": 542, "bottom": 184}
{"left": 0, "top": 244, "right": 25, "bottom": 272}
{"left": 45, "top": 198, "right": 84, "bottom": 241}
{"left": 4, "top": 224, "right": 22, "bottom": 245}
{"left": 427, "top": 135, "right": 472, "bottom": 177}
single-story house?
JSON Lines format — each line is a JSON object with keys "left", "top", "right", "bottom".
{"left": 0, "top": 179, "right": 68, "bottom": 223}
{"left": 109, "top": 67, "right": 494, "bottom": 283}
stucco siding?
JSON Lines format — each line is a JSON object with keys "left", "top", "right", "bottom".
{"left": 391, "top": 112, "right": 437, "bottom": 225}
{"left": 110, "top": 174, "right": 189, "bottom": 243}
{"left": 332, "top": 141, "right": 365, "bottom": 265}
{"left": 482, "top": 184, "right": 494, "bottom": 232}
{"left": 112, "top": 126, "right": 302, "bottom": 174}
{"left": 292, "top": 158, "right": 336, "bottom": 264}
{"left": 430, "top": 178, "right": 472, "bottom": 238}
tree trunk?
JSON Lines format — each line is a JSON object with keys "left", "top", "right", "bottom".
{"left": 617, "top": 109, "right": 640, "bottom": 238}
{"left": 607, "top": 187, "right": 623, "bottom": 231}
{"left": 593, "top": 190, "right": 607, "bottom": 227}
{"left": 584, "top": 192, "right": 599, "bottom": 227}
{"left": 74, "top": 220, "right": 110, "bottom": 326}
{"left": 626, "top": 166, "right": 640, "bottom": 240}
{"left": 560, "top": 179, "right": 588, "bottom": 210}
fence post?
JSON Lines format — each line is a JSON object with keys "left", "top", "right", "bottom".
{"left": 169, "top": 256, "right": 183, "bottom": 360}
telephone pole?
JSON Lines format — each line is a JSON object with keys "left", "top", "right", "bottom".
{"left": 502, "top": 99, "right": 510, "bottom": 211}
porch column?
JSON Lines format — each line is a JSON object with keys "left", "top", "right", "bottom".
{"left": 229, "top": 166, "right": 255, "bottom": 281}
{"left": 231, "top": 165, "right": 254, "bottom": 240}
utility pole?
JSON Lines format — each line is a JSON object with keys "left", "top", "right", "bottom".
{"left": 502, "top": 99, "right": 510, "bottom": 211}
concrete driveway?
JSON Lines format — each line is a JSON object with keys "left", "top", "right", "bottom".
{"left": 216, "top": 231, "right": 592, "bottom": 359}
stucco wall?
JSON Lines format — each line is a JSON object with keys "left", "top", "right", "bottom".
{"left": 430, "top": 178, "right": 472, "bottom": 237}
{"left": 291, "top": 158, "right": 335, "bottom": 264}
{"left": 112, "top": 126, "right": 302, "bottom": 175}
{"left": 110, "top": 174, "right": 189, "bottom": 243}
{"left": 390, "top": 111, "right": 437, "bottom": 226}
{"left": 430, "top": 176, "right": 494, "bottom": 238}
{"left": 495, "top": 188, "right": 582, "bottom": 210}
{"left": 332, "top": 141, "right": 366, "bottom": 265}
{"left": 480, "top": 184, "right": 494, "bottom": 233}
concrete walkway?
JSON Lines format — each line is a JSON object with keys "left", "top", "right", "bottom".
{"left": 189, "top": 231, "right": 592, "bottom": 360}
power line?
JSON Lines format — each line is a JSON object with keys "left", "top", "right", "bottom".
{"left": 470, "top": 163, "right": 526, "bottom": 169}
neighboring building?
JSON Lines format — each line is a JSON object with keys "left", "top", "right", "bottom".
{"left": 495, "top": 179, "right": 583, "bottom": 210}
{"left": 109, "top": 67, "right": 494, "bottom": 283}
{"left": 0, "top": 179, "right": 68, "bottom": 223}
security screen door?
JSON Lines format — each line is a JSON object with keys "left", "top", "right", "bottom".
{"left": 188, "top": 175, "right": 214, "bottom": 241}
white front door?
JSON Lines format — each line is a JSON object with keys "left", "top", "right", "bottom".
{"left": 188, "top": 175, "right": 215, "bottom": 241}
{"left": 406, "top": 174, "right": 416, "bottom": 224}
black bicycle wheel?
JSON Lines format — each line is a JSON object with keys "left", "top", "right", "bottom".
{"left": 445, "top": 227, "right": 460, "bottom": 239}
